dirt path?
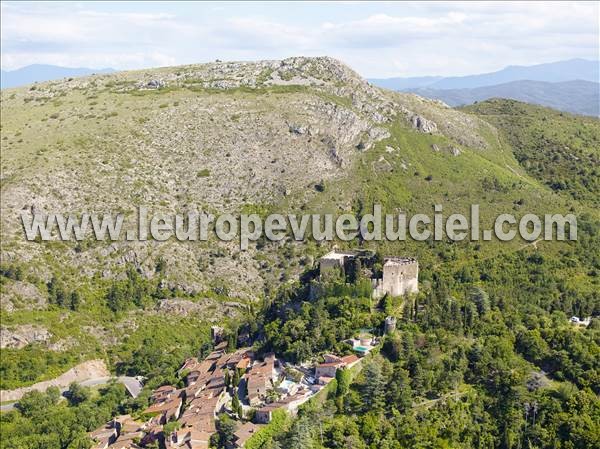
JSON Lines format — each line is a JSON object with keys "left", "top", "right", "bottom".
{"left": 0, "top": 359, "right": 110, "bottom": 402}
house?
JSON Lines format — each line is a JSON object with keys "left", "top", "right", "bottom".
{"left": 214, "top": 340, "right": 229, "bottom": 352}
{"left": 107, "top": 438, "right": 142, "bottom": 449}
{"left": 317, "top": 376, "right": 335, "bottom": 386}
{"left": 322, "top": 354, "right": 343, "bottom": 364}
{"left": 315, "top": 354, "right": 360, "bottom": 381}
{"left": 150, "top": 385, "right": 178, "bottom": 403}
{"left": 178, "top": 357, "right": 200, "bottom": 376}
{"left": 340, "top": 354, "right": 359, "bottom": 367}
{"left": 246, "top": 371, "right": 269, "bottom": 407}
{"left": 100, "top": 416, "right": 144, "bottom": 449}
{"left": 254, "top": 389, "right": 310, "bottom": 423}
{"left": 90, "top": 424, "right": 118, "bottom": 449}
{"left": 236, "top": 357, "right": 251, "bottom": 371}
{"left": 143, "top": 396, "right": 183, "bottom": 424}
{"left": 245, "top": 354, "right": 277, "bottom": 406}
{"left": 168, "top": 428, "right": 211, "bottom": 449}
{"left": 315, "top": 362, "right": 343, "bottom": 379}
{"left": 90, "top": 415, "right": 146, "bottom": 449}
{"left": 180, "top": 393, "right": 220, "bottom": 434}
{"left": 233, "top": 422, "right": 263, "bottom": 448}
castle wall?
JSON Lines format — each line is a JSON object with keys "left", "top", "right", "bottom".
{"left": 379, "top": 261, "right": 418, "bottom": 297}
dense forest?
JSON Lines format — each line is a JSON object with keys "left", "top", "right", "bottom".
{"left": 2, "top": 230, "right": 599, "bottom": 448}
{"left": 220, "top": 249, "right": 599, "bottom": 449}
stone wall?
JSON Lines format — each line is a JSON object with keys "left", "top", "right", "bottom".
{"left": 373, "top": 260, "right": 418, "bottom": 298}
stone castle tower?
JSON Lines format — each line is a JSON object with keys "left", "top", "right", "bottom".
{"left": 373, "top": 257, "right": 419, "bottom": 298}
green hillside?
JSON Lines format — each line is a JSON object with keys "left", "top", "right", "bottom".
{"left": 1, "top": 59, "right": 599, "bottom": 449}
{"left": 462, "top": 99, "right": 600, "bottom": 206}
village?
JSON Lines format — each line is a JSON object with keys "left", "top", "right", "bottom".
{"left": 89, "top": 335, "right": 374, "bottom": 449}
{"left": 89, "top": 251, "right": 417, "bottom": 449}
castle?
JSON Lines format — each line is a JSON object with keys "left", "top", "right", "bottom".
{"left": 319, "top": 250, "right": 418, "bottom": 298}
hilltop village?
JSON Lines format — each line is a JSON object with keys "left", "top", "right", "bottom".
{"left": 90, "top": 342, "right": 367, "bottom": 449}
{"left": 90, "top": 252, "right": 417, "bottom": 449}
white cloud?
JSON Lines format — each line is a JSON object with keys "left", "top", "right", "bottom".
{"left": 1, "top": 1, "right": 597, "bottom": 77}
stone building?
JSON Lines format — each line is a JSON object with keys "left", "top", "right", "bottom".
{"left": 384, "top": 316, "right": 397, "bottom": 335}
{"left": 373, "top": 257, "right": 419, "bottom": 298}
{"left": 318, "top": 251, "right": 418, "bottom": 298}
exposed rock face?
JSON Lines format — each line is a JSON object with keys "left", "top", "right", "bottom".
{"left": 156, "top": 298, "right": 211, "bottom": 316}
{"left": 449, "top": 146, "right": 462, "bottom": 156}
{"left": 1, "top": 280, "right": 46, "bottom": 312}
{"left": 411, "top": 115, "right": 438, "bottom": 133}
{"left": 1, "top": 56, "right": 499, "bottom": 302}
{"left": 0, "top": 325, "right": 52, "bottom": 349}
{"left": 155, "top": 298, "right": 240, "bottom": 321}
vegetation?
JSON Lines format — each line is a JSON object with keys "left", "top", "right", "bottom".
{"left": 1, "top": 65, "right": 599, "bottom": 449}
{"left": 1, "top": 382, "right": 128, "bottom": 449}
{"left": 245, "top": 265, "right": 599, "bottom": 449}
{"left": 463, "top": 99, "right": 600, "bottom": 206}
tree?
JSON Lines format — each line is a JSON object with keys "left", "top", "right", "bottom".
{"left": 16, "top": 388, "right": 61, "bottom": 418}
{"left": 65, "top": 382, "right": 91, "bottom": 406}
{"left": 469, "top": 286, "right": 490, "bottom": 316}
{"left": 285, "top": 417, "right": 315, "bottom": 449}
{"left": 232, "top": 394, "right": 242, "bottom": 419}
{"left": 336, "top": 368, "right": 351, "bottom": 398}
{"left": 213, "top": 414, "right": 237, "bottom": 449}
{"left": 69, "top": 291, "right": 80, "bottom": 311}
{"left": 360, "top": 360, "right": 386, "bottom": 413}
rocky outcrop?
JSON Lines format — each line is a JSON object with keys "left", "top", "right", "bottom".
{"left": 411, "top": 115, "right": 438, "bottom": 133}
{"left": 0, "top": 325, "right": 52, "bottom": 349}
{"left": 156, "top": 298, "right": 210, "bottom": 316}
{"left": 449, "top": 146, "right": 462, "bottom": 156}
{"left": 1, "top": 280, "right": 46, "bottom": 312}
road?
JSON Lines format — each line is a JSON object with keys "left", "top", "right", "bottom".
{"left": 0, "top": 376, "right": 142, "bottom": 412}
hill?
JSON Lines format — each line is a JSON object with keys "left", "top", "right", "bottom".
{"left": 407, "top": 80, "right": 600, "bottom": 117}
{"left": 462, "top": 99, "right": 600, "bottom": 204}
{"left": 1, "top": 56, "right": 598, "bottom": 393}
{"left": 1, "top": 56, "right": 599, "bottom": 449}
{"left": 1, "top": 64, "right": 115, "bottom": 89}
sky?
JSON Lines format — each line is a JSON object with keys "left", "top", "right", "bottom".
{"left": 1, "top": 1, "right": 598, "bottom": 78}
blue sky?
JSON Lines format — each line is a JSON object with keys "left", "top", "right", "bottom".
{"left": 1, "top": 1, "right": 598, "bottom": 77}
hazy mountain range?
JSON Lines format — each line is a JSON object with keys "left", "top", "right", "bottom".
{"left": 369, "top": 59, "right": 599, "bottom": 116}
{"left": 1, "top": 64, "right": 114, "bottom": 89}
{"left": 410, "top": 80, "right": 599, "bottom": 116}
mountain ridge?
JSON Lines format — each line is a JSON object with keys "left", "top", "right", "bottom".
{"left": 369, "top": 58, "right": 599, "bottom": 90}
{"left": 408, "top": 79, "right": 600, "bottom": 116}
{"left": 1, "top": 64, "right": 115, "bottom": 89}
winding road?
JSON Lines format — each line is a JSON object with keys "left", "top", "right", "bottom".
{"left": 0, "top": 376, "right": 143, "bottom": 412}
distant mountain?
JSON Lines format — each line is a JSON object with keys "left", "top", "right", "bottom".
{"left": 409, "top": 80, "right": 600, "bottom": 116}
{"left": 1, "top": 64, "right": 115, "bottom": 89}
{"left": 368, "top": 59, "right": 599, "bottom": 90}
{"left": 367, "top": 75, "right": 443, "bottom": 90}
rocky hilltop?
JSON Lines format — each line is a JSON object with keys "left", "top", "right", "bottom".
{"left": 0, "top": 57, "right": 539, "bottom": 303}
